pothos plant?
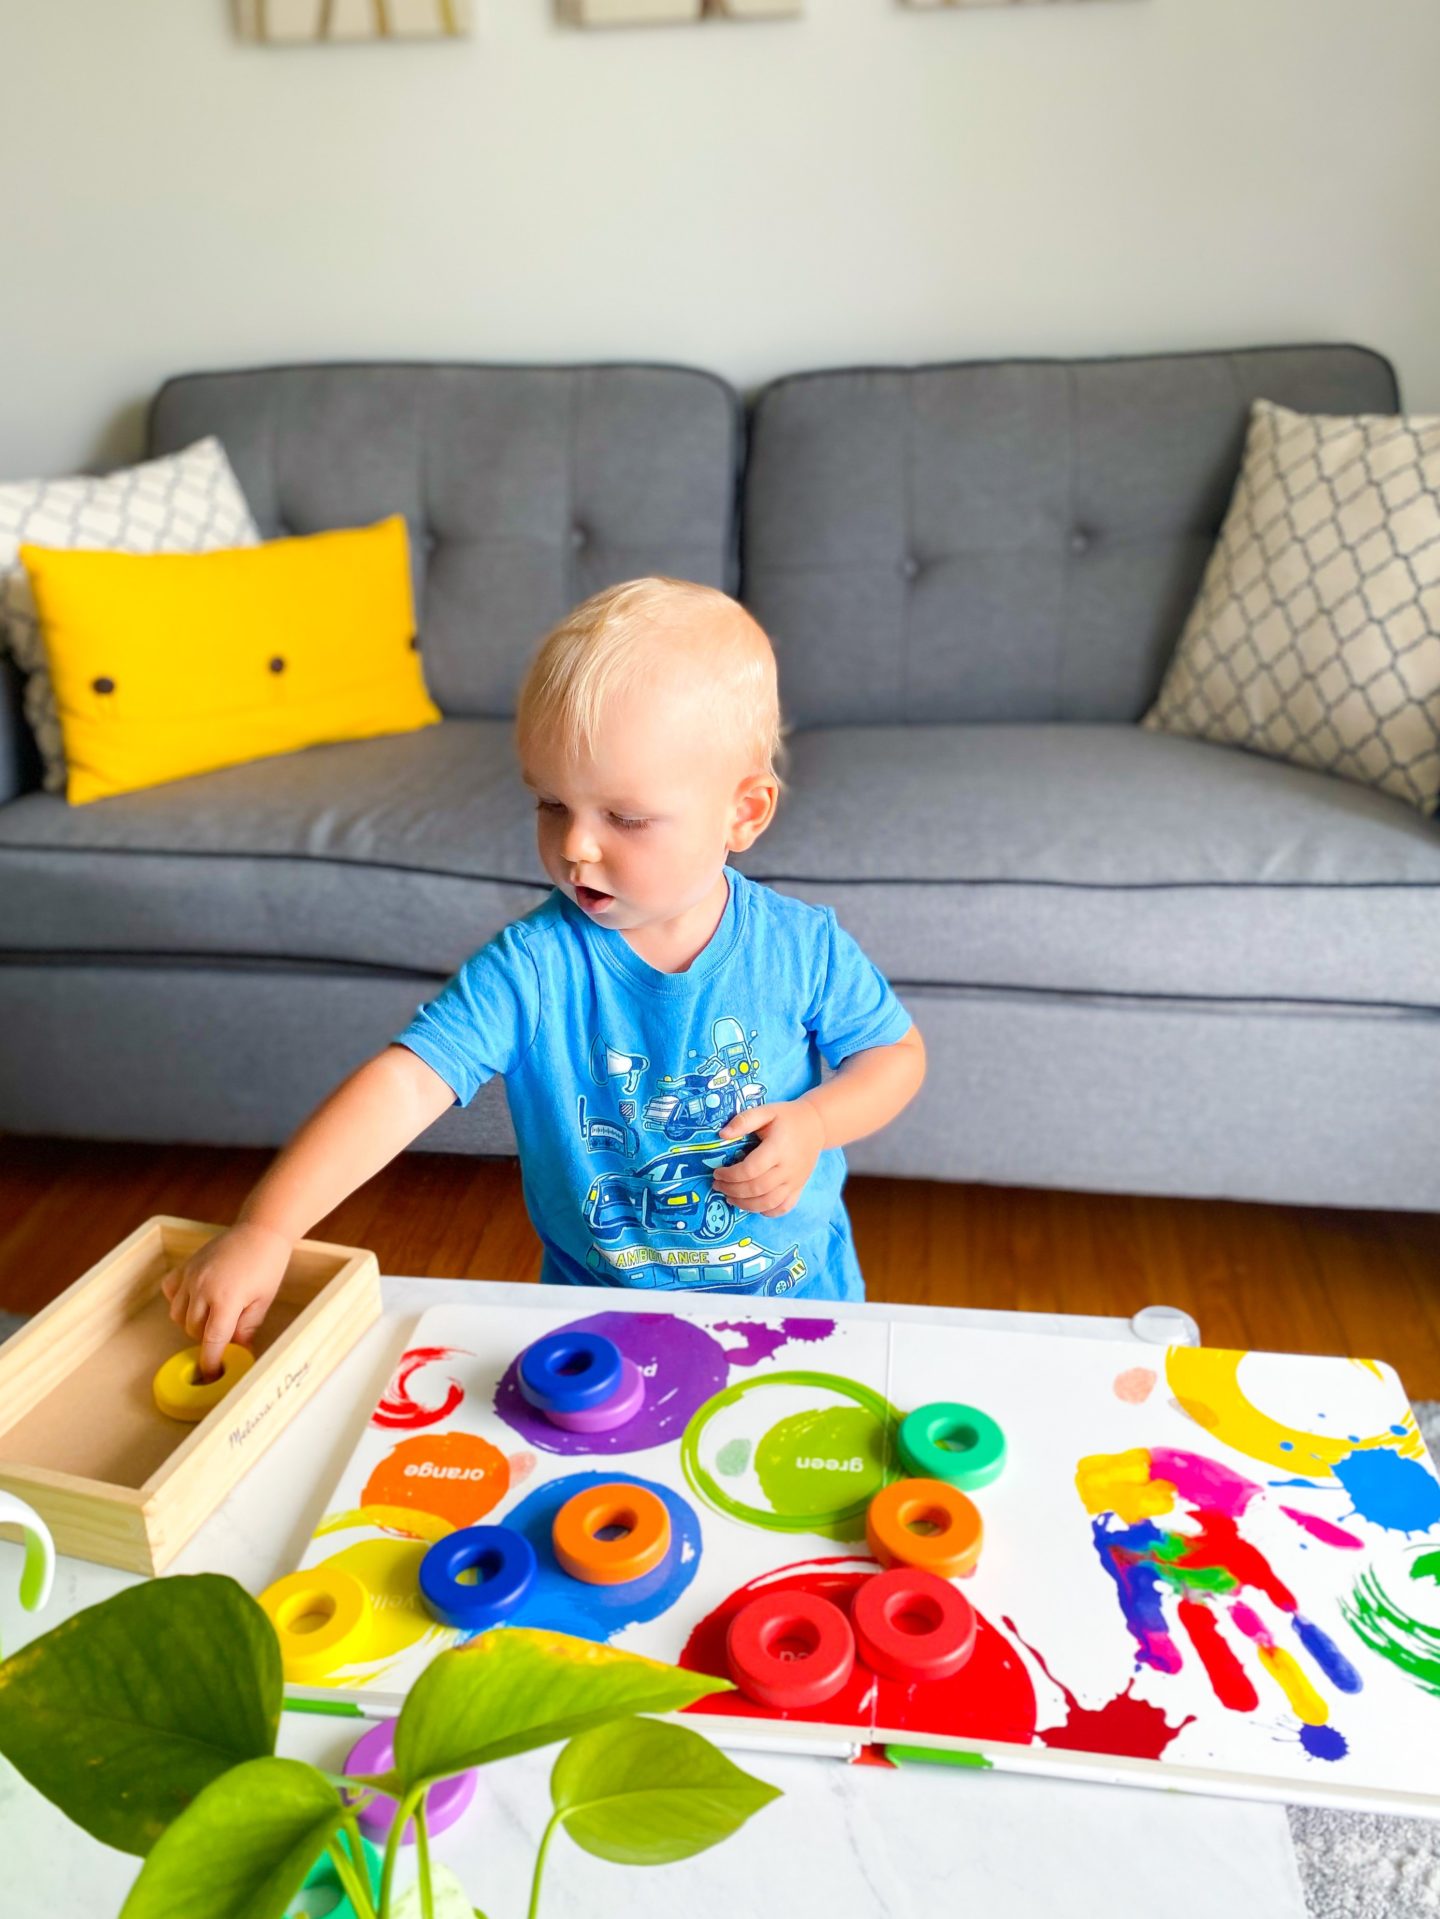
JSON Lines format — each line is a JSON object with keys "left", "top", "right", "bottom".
{"left": 0, "top": 1574, "right": 779, "bottom": 1919}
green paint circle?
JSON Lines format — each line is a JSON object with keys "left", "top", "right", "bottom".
{"left": 755, "top": 1405, "right": 890, "bottom": 1516}
{"left": 680, "top": 1369, "right": 900, "bottom": 1536}
{"left": 898, "top": 1401, "right": 1007, "bottom": 1490}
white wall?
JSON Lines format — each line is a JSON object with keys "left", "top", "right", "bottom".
{"left": 3, "top": 0, "right": 1437, "bottom": 481}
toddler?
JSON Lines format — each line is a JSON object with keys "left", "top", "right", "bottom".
{"left": 165, "top": 577, "right": 926, "bottom": 1374}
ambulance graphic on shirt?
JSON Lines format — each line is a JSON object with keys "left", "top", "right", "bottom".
{"left": 575, "top": 1015, "right": 809, "bottom": 1295}
{"left": 394, "top": 868, "right": 912, "bottom": 1303}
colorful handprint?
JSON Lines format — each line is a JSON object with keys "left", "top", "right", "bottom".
{"left": 1076, "top": 1446, "right": 1363, "bottom": 1757}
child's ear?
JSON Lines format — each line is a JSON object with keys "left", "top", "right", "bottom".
{"left": 729, "top": 772, "right": 779, "bottom": 852}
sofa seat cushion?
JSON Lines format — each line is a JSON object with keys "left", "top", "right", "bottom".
{"left": 2, "top": 721, "right": 1437, "bottom": 1010}
{"left": 735, "top": 724, "right": 1440, "bottom": 1009}
{"left": 0, "top": 721, "right": 550, "bottom": 978}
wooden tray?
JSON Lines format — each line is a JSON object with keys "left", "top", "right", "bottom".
{"left": 0, "top": 1215, "right": 381, "bottom": 1573}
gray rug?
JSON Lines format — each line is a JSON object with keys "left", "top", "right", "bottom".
{"left": 0, "top": 1310, "right": 1433, "bottom": 1913}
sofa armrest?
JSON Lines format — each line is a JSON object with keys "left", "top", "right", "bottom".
{"left": 0, "top": 654, "right": 41, "bottom": 802}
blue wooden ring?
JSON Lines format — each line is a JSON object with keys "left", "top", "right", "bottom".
{"left": 419, "top": 1524, "right": 537, "bottom": 1631}
{"left": 518, "top": 1331, "right": 624, "bottom": 1414}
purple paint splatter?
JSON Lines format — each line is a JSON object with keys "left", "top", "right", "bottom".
{"left": 713, "top": 1316, "right": 836, "bottom": 1368}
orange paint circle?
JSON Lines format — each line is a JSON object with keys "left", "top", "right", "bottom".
{"left": 865, "top": 1476, "right": 983, "bottom": 1578}
{"left": 361, "top": 1431, "right": 509, "bottom": 1535}
{"left": 552, "top": 1482, "right": 672, "bottom": 1587}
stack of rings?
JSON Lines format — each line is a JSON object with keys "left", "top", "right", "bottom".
{"left": 257, "top": 1563, "right": 373, "bottom": 1683}
{"left": 898, "top": 1402, "right": 1007, "bottom": 1491}
{"left": 418, "top": 1524, "right": 537, "bottom": 1631}
{"left": 152, "top": 1343, "right": 255, "bottom": 1422}
{"left": 518, "top": 1331, "right": 645, "bottom": 1434}
{"left": 725, "top": 1590, "right": 856, "bottom": 1711}
{"left": 852, "top": 1567, "right": 977, "bottom": 1683}
{"left": 552, "top": 1482, "right": 671, "bottom": 1586}
{"left": 865, "top": 1477, "right": 984, "bottom": 1579}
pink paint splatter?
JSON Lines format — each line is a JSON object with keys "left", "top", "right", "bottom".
{"left": 1279, "top": 1506, "right": 1363, "bottom": 1550}
{"left": 1114, "top": 1367, "right": 1158, "bottom": 1405}
{"left": 1006, "top": 1618, "right": 1195, "bottom": 1760}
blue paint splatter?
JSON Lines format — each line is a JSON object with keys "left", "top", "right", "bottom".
{"left": 1334, "top": 1449, "right": 1440, "bottom": 1535}
{"left": 482, "top": 1470, "right": 701, "bottom": 1642}
{"left": 1292, "top": 1613, "right": 1363, "bottom": 1694}
{"left": 1299, "top": 1723, "right": 1348, "bottom": 1762}
{"left": 1391, "top": 1424, "right": 1410, "bottom": 1438}
{"left": 1280, "top": 1441, "right": 1294, "bottom": 1453}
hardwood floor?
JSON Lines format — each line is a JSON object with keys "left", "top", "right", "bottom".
{"left": 2, "top": 1135, "right": 1439, "bottom": 1396}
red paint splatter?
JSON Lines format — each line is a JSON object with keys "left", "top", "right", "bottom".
{"left": 677, "top": 1558, "right": 1037, "bottom": 1745}
{"left": 1005, "top": 1618, "right": 1196, "bottom": 1760}
{"left": 1169, "top": 1511, "right": 1297, "bottom": 1612}
{"left": 1177, "top": 1597, "right": 1258, "bottom": 1712}
{"left": 372, "top": 1346, "right": 466, "bottom": 1430}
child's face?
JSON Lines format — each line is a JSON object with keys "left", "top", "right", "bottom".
{"left": 520, "top": 671, "right": 775, "bottom": 933}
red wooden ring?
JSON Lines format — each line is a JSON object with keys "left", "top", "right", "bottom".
{"left": 852, "top": 1567, "right": 977, "bottom": 1684}
{"left": 725, "top": 1589, "right": 856, "bottom": 1711}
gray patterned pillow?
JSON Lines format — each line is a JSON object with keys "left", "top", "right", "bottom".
{"left": 0, "top": 437, "right": 260, "bottom": 792}
{"left": 1144, "top": 398, "right": 1440, "bottom": 814}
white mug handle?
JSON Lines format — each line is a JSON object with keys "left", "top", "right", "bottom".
{"left": 0, "top": 1489, "right": 56, "bottom": 1619}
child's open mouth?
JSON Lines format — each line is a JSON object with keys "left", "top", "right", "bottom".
{"left": 575, "top": 885, "right": 614, "bottom": 913}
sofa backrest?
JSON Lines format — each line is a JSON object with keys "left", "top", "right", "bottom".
{"left": 148, "top": 362, "right": 742, "bottom": 718}
{"left": 742, "top": 344, "right": 1399, "bottom": 727}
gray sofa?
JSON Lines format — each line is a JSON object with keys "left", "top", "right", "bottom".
{"left": 2, "top": 344, "right": 1436, "bottom": 1211}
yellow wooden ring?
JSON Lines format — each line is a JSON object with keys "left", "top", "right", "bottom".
{"left": 152, "top": 1343, "right": 256, "bottom": 1422}
{"left": 257, "top": 1565, "right": 373, "bottom": 1683}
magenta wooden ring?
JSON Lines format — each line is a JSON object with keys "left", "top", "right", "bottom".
{"left": 545, "top": 1355, "right": 646, "bottom": 1433}
{"left": 344, "top": 1720, "right": 477, "bottom": 1844}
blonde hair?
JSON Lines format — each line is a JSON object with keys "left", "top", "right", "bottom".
{"left": 515, "top": 576, "right": 787, "bottom": 789}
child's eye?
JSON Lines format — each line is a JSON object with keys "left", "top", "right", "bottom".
{"left": 610, "top": 814, "right": 650, "bottom": 831}
{"left": 535, "top": 800, "right": 566, "bottom": 817}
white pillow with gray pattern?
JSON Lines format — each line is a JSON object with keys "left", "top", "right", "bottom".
{"left": 0, "top": 437, "right": 260, "bottom": 792}
{"left": 1144, "top": 398, "right": 1440, "bottom": 814}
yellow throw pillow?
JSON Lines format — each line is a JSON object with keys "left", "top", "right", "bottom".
{"left": 19, "top": 515, "right": 442, "bottom": 805}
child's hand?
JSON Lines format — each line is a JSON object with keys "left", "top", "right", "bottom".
{"left": 160, "top": 1221, "right": 292, "bottom": 1379}
{"left": 713, "top": 1100, "right": 826, "bottom": 1217}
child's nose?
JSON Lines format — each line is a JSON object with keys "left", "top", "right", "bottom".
{"left": 562, "top": 821, "right": 602, "bottom": 866}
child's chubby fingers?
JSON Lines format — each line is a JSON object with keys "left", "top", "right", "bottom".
{"left": 714, "top": 1153, "right": 782, "bottom": 1199}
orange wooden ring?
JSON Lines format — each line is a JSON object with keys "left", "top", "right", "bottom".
{"left": 552, "top": 1482, "right": 672, "bottom": 1587}
{"left": 865, "top": 1476, "right": 983, "bottom": 1578}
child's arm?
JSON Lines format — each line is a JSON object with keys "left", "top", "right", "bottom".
{"left": 716, "top": 1026, "right": 926, "bottom": 1217}
{"left": 162, "top": 1044, "right": 456, "bottom": 1376}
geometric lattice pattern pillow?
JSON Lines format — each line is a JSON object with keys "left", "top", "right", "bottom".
{"left": 1144, "top": 398, "right": 1440, "bottom": 814}
{"left": 0, "top": 437, "right": 260, "bottom": 793}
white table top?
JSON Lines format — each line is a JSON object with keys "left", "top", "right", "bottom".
{"left": 0, "top": 1278, "right": 1307, "bottom": 1919}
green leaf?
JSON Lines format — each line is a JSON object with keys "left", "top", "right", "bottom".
{"left": 120, "top": 1758, "right": 342, "bottom": 1919}
{"left": 393, "top": 1629, "right": 731, "bottom": 1791}
{"left": 0, "top": 1573, "right": 281, "bottom": 1855}
{"left": 550, "top": 1718, "right": 780, "bottom": 1866}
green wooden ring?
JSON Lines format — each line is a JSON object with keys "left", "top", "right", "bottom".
{"left": 287, "top": 1830, "right": 382, "bottom": 1919}
{"left": 898, "top": 1402, "right": 1007, "bottom": 1490}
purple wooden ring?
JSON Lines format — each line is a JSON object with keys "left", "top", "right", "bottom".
{"left": 344, "top": 1720, "right": 478, "bottom": 1844}
{"left": 545, "top": 1355, "right": 646, "bottom": 1433}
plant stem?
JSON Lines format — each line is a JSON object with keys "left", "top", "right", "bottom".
{"left": 415, "top": 1801, "right": 436, "bottom": 1919}
{"left": 526, "top": 1811, "right": 563, "bottom": 1919}
{"left": 327, "top": 1820, "right": 379, "bottom": 1919}
{"left": 380, "top": 1784, "right": 428, "bottom": 1917}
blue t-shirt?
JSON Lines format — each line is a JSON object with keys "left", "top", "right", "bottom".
{"left": 394, "top": 867, "right": 912, "bottom": 1302}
